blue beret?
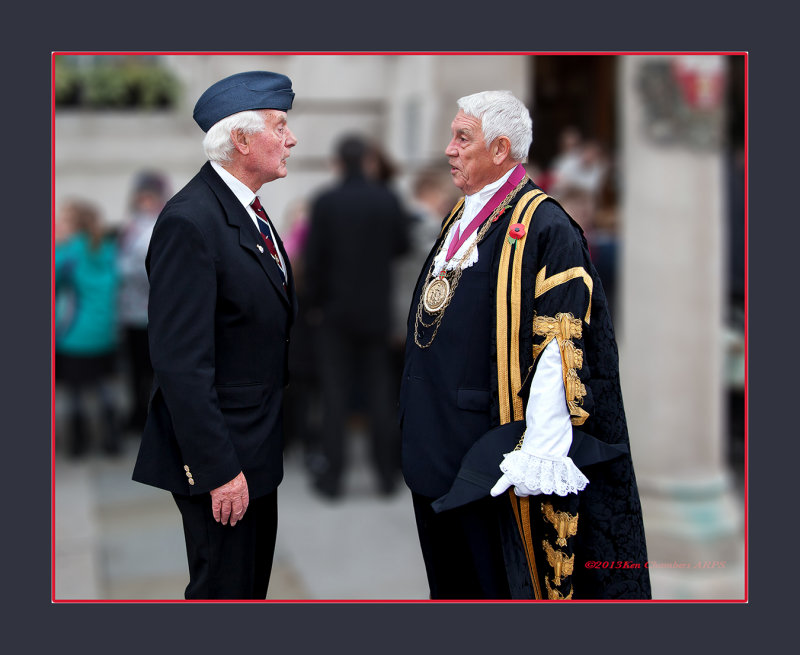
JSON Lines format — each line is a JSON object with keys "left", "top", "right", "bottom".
{"left": 192, "top": 71, "right": 295, "bottom": 132}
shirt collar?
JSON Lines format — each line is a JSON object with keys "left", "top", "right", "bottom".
{"left": 461, "top": 166, "right": 516, "bottom": 223}
{"left": 466, "top": 166, "right": 515, "bottom": 204}
{"left": 210, "top": 161, "right": 258, "bottom": 210}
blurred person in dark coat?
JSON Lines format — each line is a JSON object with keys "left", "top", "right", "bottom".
{"left": 117, "top": 171, "right": 169, "bottom": 434}
{"left": 132, "top": 71, "right": 298, "bottom": 599}
{"left": 304, "top": 134, "right": 410, "bottom": 499}
{"left": 399, "top": 91, "right": 649, "bottom": 599}
{"left": 55, "top": 199, "right": 120, "bottom": 456}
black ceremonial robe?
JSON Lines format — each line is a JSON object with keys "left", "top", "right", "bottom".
{"left": 402, "top": 175, "right": 650, "bottom": 600}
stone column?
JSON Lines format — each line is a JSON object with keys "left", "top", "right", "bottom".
{"left": 618, "top": 54, "right": 744, "bottom": 599}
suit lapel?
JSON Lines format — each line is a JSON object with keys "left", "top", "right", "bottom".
{"left": 260, "top": 209, "right": 299, "bottom": 322}
{"left": 199, "top": 163, "right": 291, "bottom": 309}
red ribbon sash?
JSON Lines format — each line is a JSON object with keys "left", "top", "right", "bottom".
{"left": 445, "top": 164, "right": 526, "bottom": 261}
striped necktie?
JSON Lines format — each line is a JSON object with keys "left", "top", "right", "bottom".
{"left": 250, "top": 196, "right": 287, "bottom": 288}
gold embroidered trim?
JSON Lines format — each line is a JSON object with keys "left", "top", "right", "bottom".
{"left": 532, "top": 313, "right": 589, "bottom": 425}
{"left": 509, "top": 491, "right": 543, "bottom": 599}
{"left": 532, "top": 313, "right": 583, "bottom": 341}
{"left": 562, "top": 339, "right": 583, "bottom": 371}
{"left": 542, "top": 502, "right": 579, "bottom": 547}
{"left": 542, "top": 540, "right": 575, "bottom": 586}
{"left": 497, "top": 189, "right": 543, "bottom": 424}
{"left": 508, "top": 192, "right": 549, "bottom": 421}
{"left": 567, "top": 369, "right": 589, "bottom": 426}
{"left": 535, "top": 266, "right": 593, "bottom": 324}
{"left": 545, "top": 575, "right": 573, "bottom": 600}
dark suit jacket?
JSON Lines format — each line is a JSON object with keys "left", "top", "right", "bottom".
{"left": 304, "top": 172, "right": 409, "bottom": 336}
{"left": 132, "top": 162, "right": 297, "bottom": 500}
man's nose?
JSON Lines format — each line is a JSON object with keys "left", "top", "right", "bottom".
{"left": 287, "top": 128, "right": 298, "bottom": 147}
{"left": 444, "top": 139, "right": 457, "bottom": 157}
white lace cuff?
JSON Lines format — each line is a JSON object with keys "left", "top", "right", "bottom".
{"left": 499, "top": 450, "right": 589, "bottom": 496}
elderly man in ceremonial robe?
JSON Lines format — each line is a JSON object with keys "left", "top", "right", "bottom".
{"left": 398, "top": 90, "right": 651, "bottom": 600}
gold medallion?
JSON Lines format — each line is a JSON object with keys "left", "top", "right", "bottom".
{"left": 423, "top": 277, "right": 450, "bottom": 313}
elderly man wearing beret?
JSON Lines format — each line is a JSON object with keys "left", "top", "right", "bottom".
{"left": 133, "top": 71, "right": 298, "bottom": 599}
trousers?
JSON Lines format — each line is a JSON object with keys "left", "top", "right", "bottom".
{"left": 412, "top": 492, "right": 511, "bottom": 599}
{"left": 172, "top": 489, "right": 278, "bottom": 599}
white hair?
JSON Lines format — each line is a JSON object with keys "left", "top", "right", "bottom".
{"left": 457, "top": 90, "right": 533, "bottom": 162}
{"left": 202, "top": 110, "right": 267, "bottom": 163}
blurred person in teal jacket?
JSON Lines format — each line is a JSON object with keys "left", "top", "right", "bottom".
{"left": 118, "top": 172, "right": 169, "bottom": 433}
{"left": 55, "top": 198, "right": 120, "bottom": 457}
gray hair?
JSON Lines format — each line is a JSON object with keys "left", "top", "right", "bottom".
{"left": 457, "top": 90, "right": 533, "bottom": 162}
{"left": 202, "top": 110, "right": 267, "bottom": 163}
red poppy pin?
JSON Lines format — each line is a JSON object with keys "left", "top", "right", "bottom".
{"left": 507, "top": 223, "right": 526, "bottom": 246}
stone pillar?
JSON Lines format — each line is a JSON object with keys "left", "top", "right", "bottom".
{"left": 618, "top": 55, "right": 744, "bottom": 599}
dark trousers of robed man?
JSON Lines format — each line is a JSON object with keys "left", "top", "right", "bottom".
{"left": 399, "top": 200, "right": 511, "bottom": 598}
{"left": 132, "top": 162, "right": 297, "bottom": 599}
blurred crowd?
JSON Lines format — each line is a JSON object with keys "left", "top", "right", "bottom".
{"left": 55, "top": 172, "right": 170, "bottom": 458}
{"left": 52, "top": 128, "right": 623, "bottom": 486}
{"left": 529, "top": 126, "right": 620, "bottom": 319}
{"left": 276, "top": 135, "right": 461, "bottom": 499}
{"left": 54, "top": 125, "right": 744, "bottom": 491}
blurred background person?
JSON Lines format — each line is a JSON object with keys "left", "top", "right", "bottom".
{"left": 55, "top": 198, "right": 120, "bottom": 457}
{"left": 304, "top": 134, "right": 410, "bottom": 499}
{"left": 117, "top": 171, "right": 170, "bottom": 435}
{"left": 549, "top": 137, "right": 619, "bottom": 320}
{"left": 364, "top": 138, "right": 400, "bottom": 187}
{"left": 550, "top": 139, "right": 609, "bottom": 218}
{"left": 542, "top": 125, "right": 583, "bottom": 192}
{"left": 279, "top": 197, "right": 324, "bottom": 470}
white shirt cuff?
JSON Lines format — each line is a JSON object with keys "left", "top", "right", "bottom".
{"left": 499, "top": 450, "right": 588, "bottom": 496}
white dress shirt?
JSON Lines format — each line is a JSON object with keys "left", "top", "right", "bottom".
{"left": 210, "top": 161, "right": 288, "bottom": 275}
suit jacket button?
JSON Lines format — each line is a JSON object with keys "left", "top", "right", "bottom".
{"left": 188, "top": 479, "right": 195, "bottom": 486}
{"left": 184, "top": 465, "right": 190, "bottom": 471}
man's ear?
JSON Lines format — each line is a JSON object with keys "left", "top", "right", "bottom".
{"left": 231, "top": 129, "right": 250, "bottom": 155}
{"left": 492, "top": 136, "right": 512, "bottom": 165}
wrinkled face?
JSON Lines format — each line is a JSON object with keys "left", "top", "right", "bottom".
{"left": 247, "top": 109, "right": 298, "bottom": 185}
{"left": 444, "top": 110, "right": 497, "bottom": 195}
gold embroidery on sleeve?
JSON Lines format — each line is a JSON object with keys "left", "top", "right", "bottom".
{"left": 532, "top": 313, "right": 582, "bottom": 342}
{"left": 535, "top": 266, "right": 593, "bottom": 324}
{"left": 531, "top": 313, "right": 589, "bottom": 425}
{"left": 545, "top": 575, "right": 574, "bottom": 600}
{"left": 566, "top": 369, "right": 589, "bottom": 425}
{"left": 543, "top": 540, "right": 575, "bottom": 586}
{"left": 542, "top": 502, "right": 579, "bottom": 547}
